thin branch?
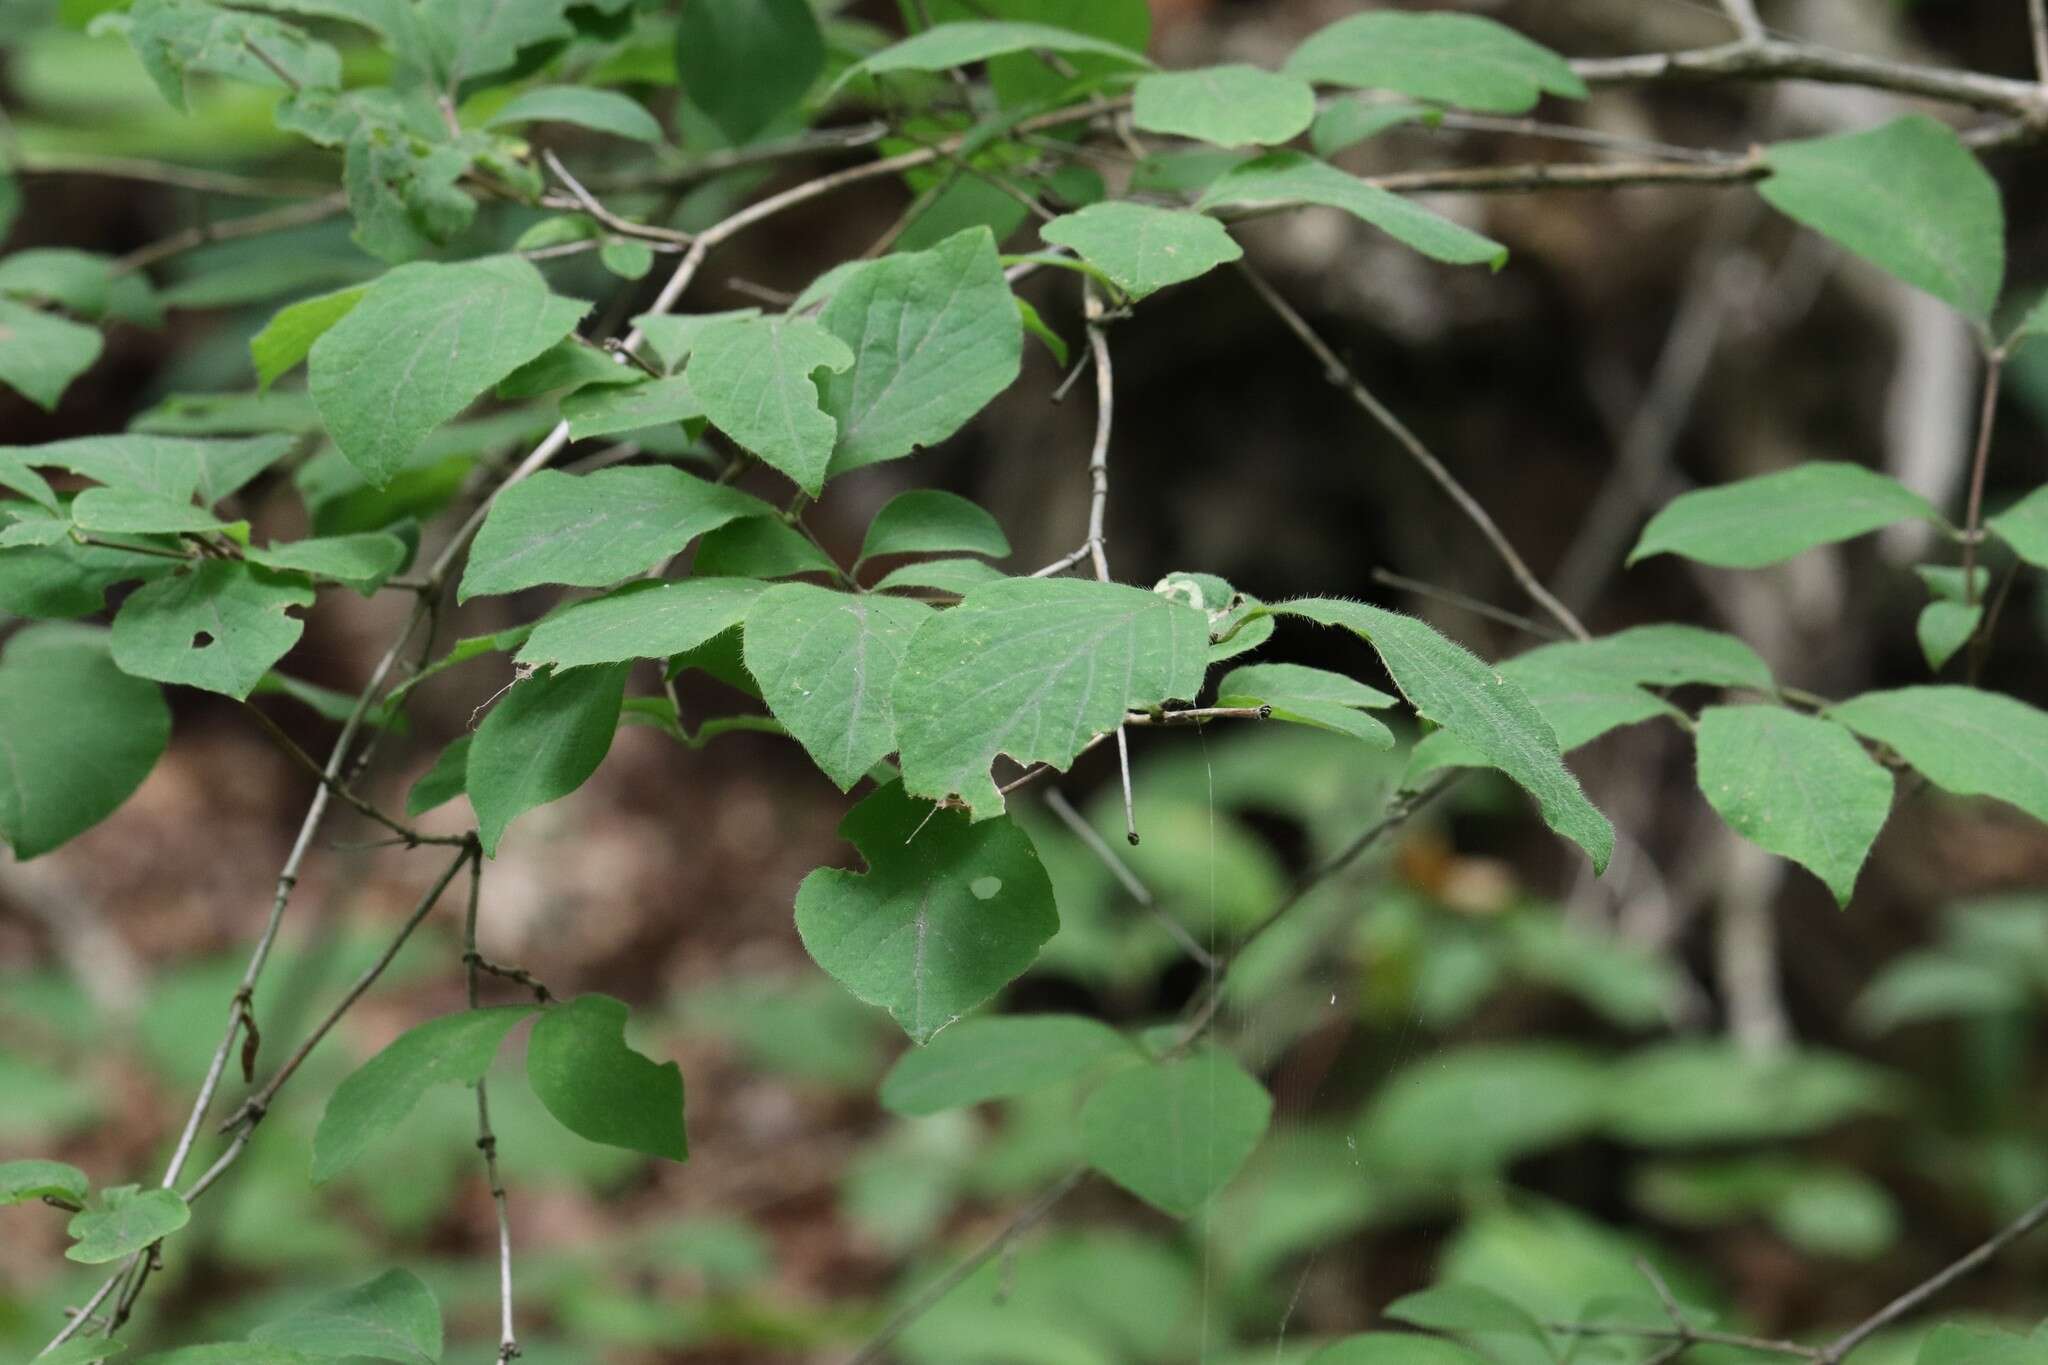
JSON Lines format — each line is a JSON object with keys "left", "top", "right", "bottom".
{"left": 1361, "top": 154, "right": 1766, "bottom": 198}
{"left": 1372, "top": 568, "right": 1568, "bottom": 640}
{"left": 2033, "top": 0, "right": 2048, "bottom": 86}
{"left": 842, "top": 1169, "right": 1089, "bottom": 1365}
{"left": 1548, "top": 1319, "right": 1819, "bottom": 1359}
{"left": 1076, "top": 284, "right": 1138, "bottom": 845}
{"left": 541, "top": 148, "right": 693, "bottom": 246}
{"left": 1718, "top": 0, "right": 1767, "bottom": 43}
{"left": 1237, "top": 263, "right": 1592, "bottom": 643}
{"left": 116, "top": 193, "right": 348, "bottom": 275}
{"left": 584, "top": 120, "right": 892, "bottom": 193}
{"left": 1044, "top": 789, "right": 1215, "bottom": 972}
{"left": 239, "top": 701, "right": 465, "bottom": 848}
{"left": 1817, "top": 1193, "right": 2048, "bottom": 1362}
{"left": 11, "top": 153, "right": 334, "bottom": 198}
{"left": 1958, "top": 352, "right": 2004, "bottom": 608}
{"left": 225, "top": 842, "right": 475, "bottom": 1129}
{"left": 1422, "top": 111, "right": 1735, "bottom": 164}
{"left": 1571, "top": 38, "right": 2048, "bottom": 114}
{"left": 465, "top": 856, "right": 522, "bottom": 1363}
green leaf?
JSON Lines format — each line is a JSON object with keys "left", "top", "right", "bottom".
{"left": 250, "top": 285, "right": 365, "bottom": 390}
{"left": 518, "top": 577, "right": 766, "bottom": 670}
{"left": 71, "top": 487, "right": 240, "bottom": 537}
{"left": 1214, "top": 660, "right": 1396, "bottom": 748}
{"left": 1987, "top": 483, "right": 2048, "bottom": 568}
{"left": 843, "top": 20, "right": 1150, "bottom": 86}
{"left": 21, "top": 432, "right": 293, "bottom": 503}
{"left": 857, "top": 489, "right": 1011, "bottom": 565}
{"left": 1917, "top": 599, "right": 1981, "bottom": 672}
{"left": 1406, "top": 645, "right": 1679, "bottom": 781}
{"left": 495, "top": 339, "right": 640, "bottom": 399}
{"left": 468, "top": 663, "right": 627, "bottom": 855}
{"left": 0, "top": 298, "right": 102, "bottom": 411}
{"left": 67, "top": 1184, "right": 189, "bottom": 1263}
{"left": 561, "top": 375, "right": 706, "bottom": 441}
{"left": 1311, "top": 98, "right": 1438, "bottom": 157}
{"left": 687, "top": 316, "right": 854, "bottom": 494}
{"left": 0, "top": 1157, "right": 89, "bottom": 1205}
{"left": 632, "top": 308, "right": 761, "bottom": 373}
{"left": 1384, "top": 1283, "right": 1548, "bottom": 1352}
{"left": 460, "top": 466, "right": 771, "bottom": 600}
{"left": 309, "top": 256, "right": 589, "bottom": 486}
{"left": 127, "top": 0, "right": 340, "bottom": 111}
{"left": 676, "top": 0, "right": 822, "bottom": 144}
{"left": 1308, "top": 1337, "right": 1489, "bottom": 1365}
{"left": 1039, "top": 203, "right": 1243, "bottom": 301}
{"left": 693, "top": 516, "right": 838, "bottom": 579}
{"left": 1538, "top": 623, "right": 1776, "bottom": 692}
{"left": 1199, "top": 152, "right": 1507, "bottom": 269}
{"left": 892, "top": 578, "right": 1209, "bottom": 819}
{"left": 1079, "top": 1048, "right": 1272, "bottom": 1217}
{"left": 1601, "top": 1041, "right": 1893, "bottom": 1146}
{"left": 312, "top": 1006, "right": 537, "bottom": 1181}
{"left": 246, "top": 531, "right": 408, "bottom": 595}
{"left": 794, "top": 781, "right": 1058, "bottom": 1042}
{"left": 0, "top": 249, "right": 159, "bottom": 325}
{"left": 601, "top": 240, "right": 654, "bottom": 280}
{"left": 742, "top": 583, "right": 932, "bottom": 790}
{"left": 1016, "top": 296, "right": 1068, "bottom": 368}
{"left": 247, "top": 1268, "right": 442, "bottom": 1364}
{"left": 1917, "top": 1324, "right": 2048, "bottom": 1365}
{"left": 1286, "top": 10, "right": 1584, "bottom": 113}
{"left": 416, "top": 0, "right": 574, "bottom": 90}
{"left": 0, "top": 538, "right": 183, "bottom": 621}
{"left": 0, "top": 450, "right": 58, "bottom": 512}
{"left": 527, "top": 993, "right": 687, "bottom": 1160}
{"left": 1629, "top": 461, "right": 1941, "bottom": 568}
{"left": 341, "top": 123, "right": 475, "bottom": 264}
{"left": 878, "top": 1014, "right": 1134, "bottom": 1115}
{"left": 406, "top": 733, "right": 471, "bottom": 817}
{"left": 1761, "top": 115, "right": 2003, "bottom": 322}
{"left": 134, "top": 1348, "right": 321, "bottom": 1365}
{"left": 1274, "top": 598, "right": 1614, "bottom": 871}
{"left": 486, "top": 84, "right": 664, "bottom": 143}
{"left": 1830, "top": 686, "right": 2048, "bottom": 825}
{"left": 1131, "top": 64, "right": 1316, "bottom": 147}
{"left": 1361, "top": 1043, "right": 1607, "bottom": 1175}
{"left": 110, "top": 561, "right": 313, "bottom": 700}
{"left": 1855, "top": 950, "right": 2029, "bottom": 1033}
{"left": 816, "top": 227, "right": 1023, "bottom": 477}
{"left": 1695, "top": 705, "right": 1892, "bottom": 907}
{"left": 874, "top": 557, "right": 1009, "bottom": 596}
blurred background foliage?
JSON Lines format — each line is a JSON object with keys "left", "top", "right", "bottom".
{"left": 4, "top": 0, "right": 2048, "bottom": 1361}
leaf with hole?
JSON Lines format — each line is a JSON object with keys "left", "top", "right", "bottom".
{"left": 1079, "top": 1048, "right": 1272, "bottom": 1217}
{"left": 461, "top": 466, "right": 772, "bottom": 600}
{"left": 1040, "top": 203, "right": 1243, "bottom": 301}
{"left": 309, "top": 256, "right": 588, "bottom": 486}
{"left": 1695, "top": 705, "right": 1892, "bottom": 907}
{"left": 1200, "top": 153, "right": 1506, "bottom": 268}
{"left": 892, "top": 577, "right": 1209, "bottom": 819}
{"left": 879, "top": 1013, "right": 1134, "bottom": 1115}
{"left": 247, "top": 1268, "right": 442, "bottom": 1364}
{"left": 468, "top": 663, "right": 627, "bottom": 856}
{"left": 110, "top": 561, "right": 312, "bottom": 700}
{"left": 528, "top": 993, "right": 687, "bottom": 1160}
{"left": 1761, "top": 115, "right": 2003, "bottom": 322}
{"left": 1131, "top": 64, "right": 1316, "bottom": 147}
{"left": 795, "top": 781, "right": 1057, "bottom": 1043}
{"left": 1630, "top": 462, "right": 1942, "bottom": 568}
{"left": 312, "top": 1006, "right": 537, "bottom": 1181}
